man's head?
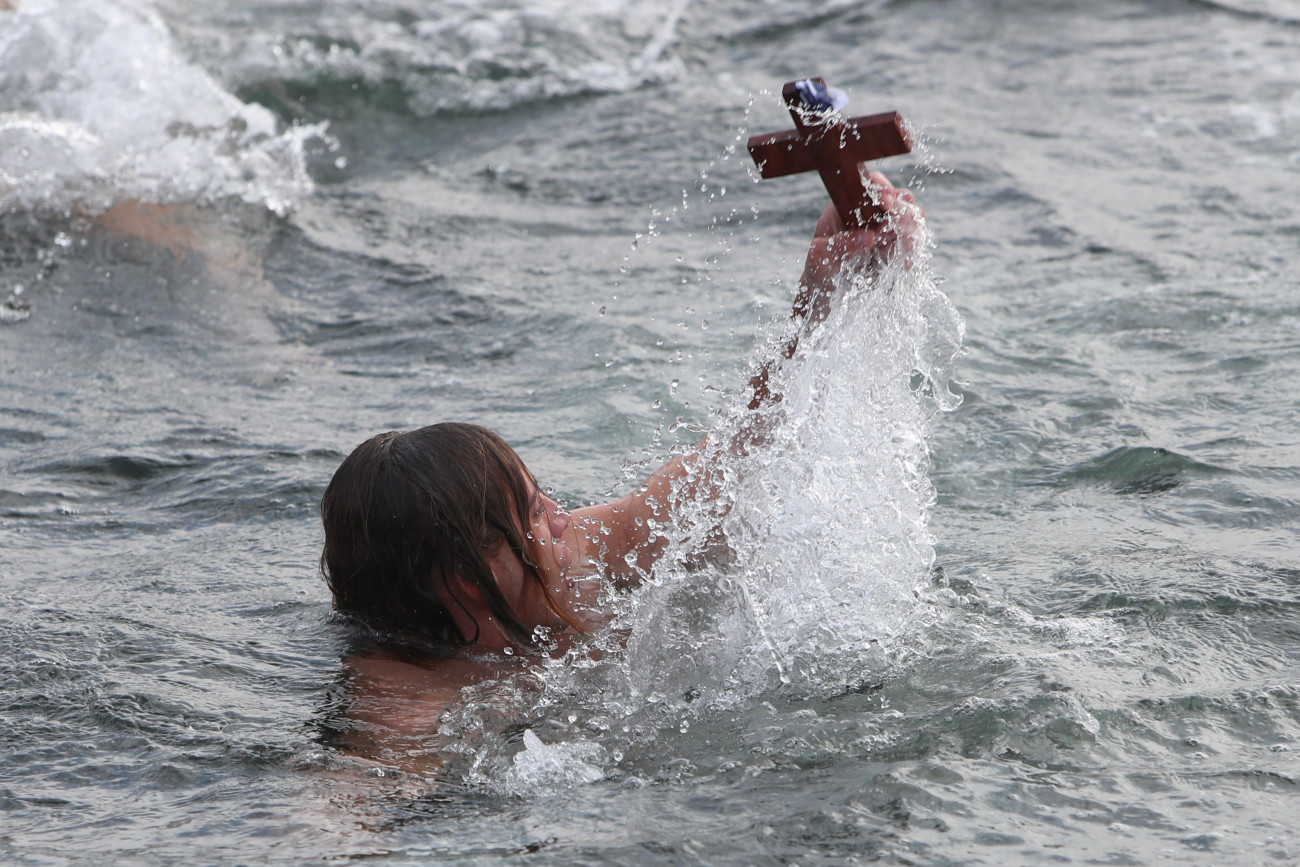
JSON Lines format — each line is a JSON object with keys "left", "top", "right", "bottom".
{"left": 320, "top": 422, "right": 580, "bottom": 650}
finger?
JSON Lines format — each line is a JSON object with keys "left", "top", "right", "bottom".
{"left": 837, "top": 227, "right": 876, "bottom": 255}
{"left": 812, "top": 203, "right": 842, "bottom": 238}
{"left": 880, "top": 187, "right": 908, "bottom": 213}
{"left": 803, "top": 227, "right": 877, "bottom": 286}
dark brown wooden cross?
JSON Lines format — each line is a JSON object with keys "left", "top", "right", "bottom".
{"left": 747, "top": 78, "right": 912, "bottom": 229}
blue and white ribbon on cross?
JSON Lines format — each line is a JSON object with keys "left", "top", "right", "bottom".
{"left": 794, "top": 79, "right": 849, "bottom": 112}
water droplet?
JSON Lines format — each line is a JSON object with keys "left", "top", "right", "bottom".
{"left": 599, "top": 305, "right": 607, "bottom": 315}
{"left": 652, "top": 399, "right": 662, "bottom": 409}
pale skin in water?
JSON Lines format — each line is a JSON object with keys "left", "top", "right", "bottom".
{"left": 339, "top": 172, "right": 922, "bottom": 773}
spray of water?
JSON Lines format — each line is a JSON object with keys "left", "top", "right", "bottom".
{"left": 481, "top": 202, "right": 964, "bottom": 796}
{"left": 627, "top": 217, "right": 961, "bottom": 682}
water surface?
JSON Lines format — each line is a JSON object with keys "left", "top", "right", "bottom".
{"left": 1, "top": 0, "right": 1298, "bottom": 863}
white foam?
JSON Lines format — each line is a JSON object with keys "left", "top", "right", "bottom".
{"left": 498, "top": 729, "right": 606, "bottom": 795}
{"left": 559, "top": 214, "right": 965, "bottom": 713}
{"left": 184, "top": 0, "right": 694, "bottom": 116}
{"left": 720, "top": 250, "right": 963, "bottom": 687}
{"left": 1032, "top": 615, "right": 1124, "bottom": 648}
{"left": 0, "top": 0, "right": 322, "bottom": 215}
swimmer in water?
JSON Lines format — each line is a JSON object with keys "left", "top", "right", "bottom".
{"left": 319, "top": 173, "right": 921, "bottom": 770}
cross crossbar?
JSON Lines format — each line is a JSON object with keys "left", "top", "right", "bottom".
{"left": 747, "top": 78, "right": 913, "bottom": 229}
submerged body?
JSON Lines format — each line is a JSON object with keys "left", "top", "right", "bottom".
{"left": 322, "top": 174, "right": 922, "bottom": 765}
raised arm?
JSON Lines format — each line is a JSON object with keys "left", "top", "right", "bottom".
{"left": 749, "top": 170, "right": 920, "bottom": 409}
{"left": 572, "top": 171, "right": 922, "bottom": 586}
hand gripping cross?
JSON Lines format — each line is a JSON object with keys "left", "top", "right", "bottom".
{"left": 747, "top": 78, "right": 913, "bottom": 229}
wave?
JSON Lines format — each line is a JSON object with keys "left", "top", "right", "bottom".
{"left": 1050, "top": 446, "right": 1230, "bottom": 496}
{"left": 175, "top": 0, "right": 696, "bottom": 118}
{"left": 0, "top": 0, "right": 325, "bottom": 216}
{"left": 1190, "top": 0, "right": 1300, "bottom": 23}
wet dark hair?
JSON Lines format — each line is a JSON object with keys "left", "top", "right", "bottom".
{"left": 320, "top": 422, "right": 548, "bottom": 647}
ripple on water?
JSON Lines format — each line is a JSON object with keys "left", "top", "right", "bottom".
{"left": 1047, "top": 445, "right": 1229, "bottom": 496}
{"left": 6, "top": 444, "right": 328, "bottom": 534}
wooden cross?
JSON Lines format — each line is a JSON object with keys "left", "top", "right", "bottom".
{"left": 747, "top": 78, "right": 913, "bottom": 229}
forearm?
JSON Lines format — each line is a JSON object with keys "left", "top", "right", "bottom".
{"left": 748, "top": 172, "right": 919, "bottom": 413}
{"left": 581, "top": 174, "right": 921, "bottom": 582}
{"left": 574, "top": 453, "right": 693, "bottom": 587}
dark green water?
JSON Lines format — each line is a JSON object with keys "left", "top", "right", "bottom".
{"left": 1, "top": 0, "right": 1297, "bottom": 863}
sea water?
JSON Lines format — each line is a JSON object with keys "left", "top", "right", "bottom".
{"left": 1, "top": 0, "right": 1298, "bottom": 864}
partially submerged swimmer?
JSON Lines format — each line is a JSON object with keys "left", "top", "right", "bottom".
{"left": 319, "top": 173, "right": 922, "bottom": 771}
{"left": 321, "top": 420, "right": 683, "bottom": 654}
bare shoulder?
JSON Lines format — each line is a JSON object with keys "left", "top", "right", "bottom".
{"left": 569, "top": 454, "right": 693, "bottom": 585}
{"left": 345, "top": 649, "right": 496, "bottom": 711}
{"left": 338, "top": 649, "right": 510, "bottom": 774}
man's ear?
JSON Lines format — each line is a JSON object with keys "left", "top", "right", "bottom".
{"left": 447, "top": 569, "right": 488, "bottom": 604}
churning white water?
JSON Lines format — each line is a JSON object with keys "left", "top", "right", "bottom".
{"left": 0, "top": 0, "right": 323, "bottom": 214}
{"left": 712, "top": 232, "right": 963, "bottom": 691}
{"left": 487, "top": 211, "right": 964, "bottom": 795}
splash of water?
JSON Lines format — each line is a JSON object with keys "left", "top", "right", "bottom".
{"left": 533, "top": 208, "right": 965, "bottom": 755}
{"left": 0, "top": 0, "right": 324, "bottom": 215}
{"left": 440, "top": 222, "right": 962, "bottom": 789}
{"left": 498, "top": 729, "right": 607, "bottom": 796}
